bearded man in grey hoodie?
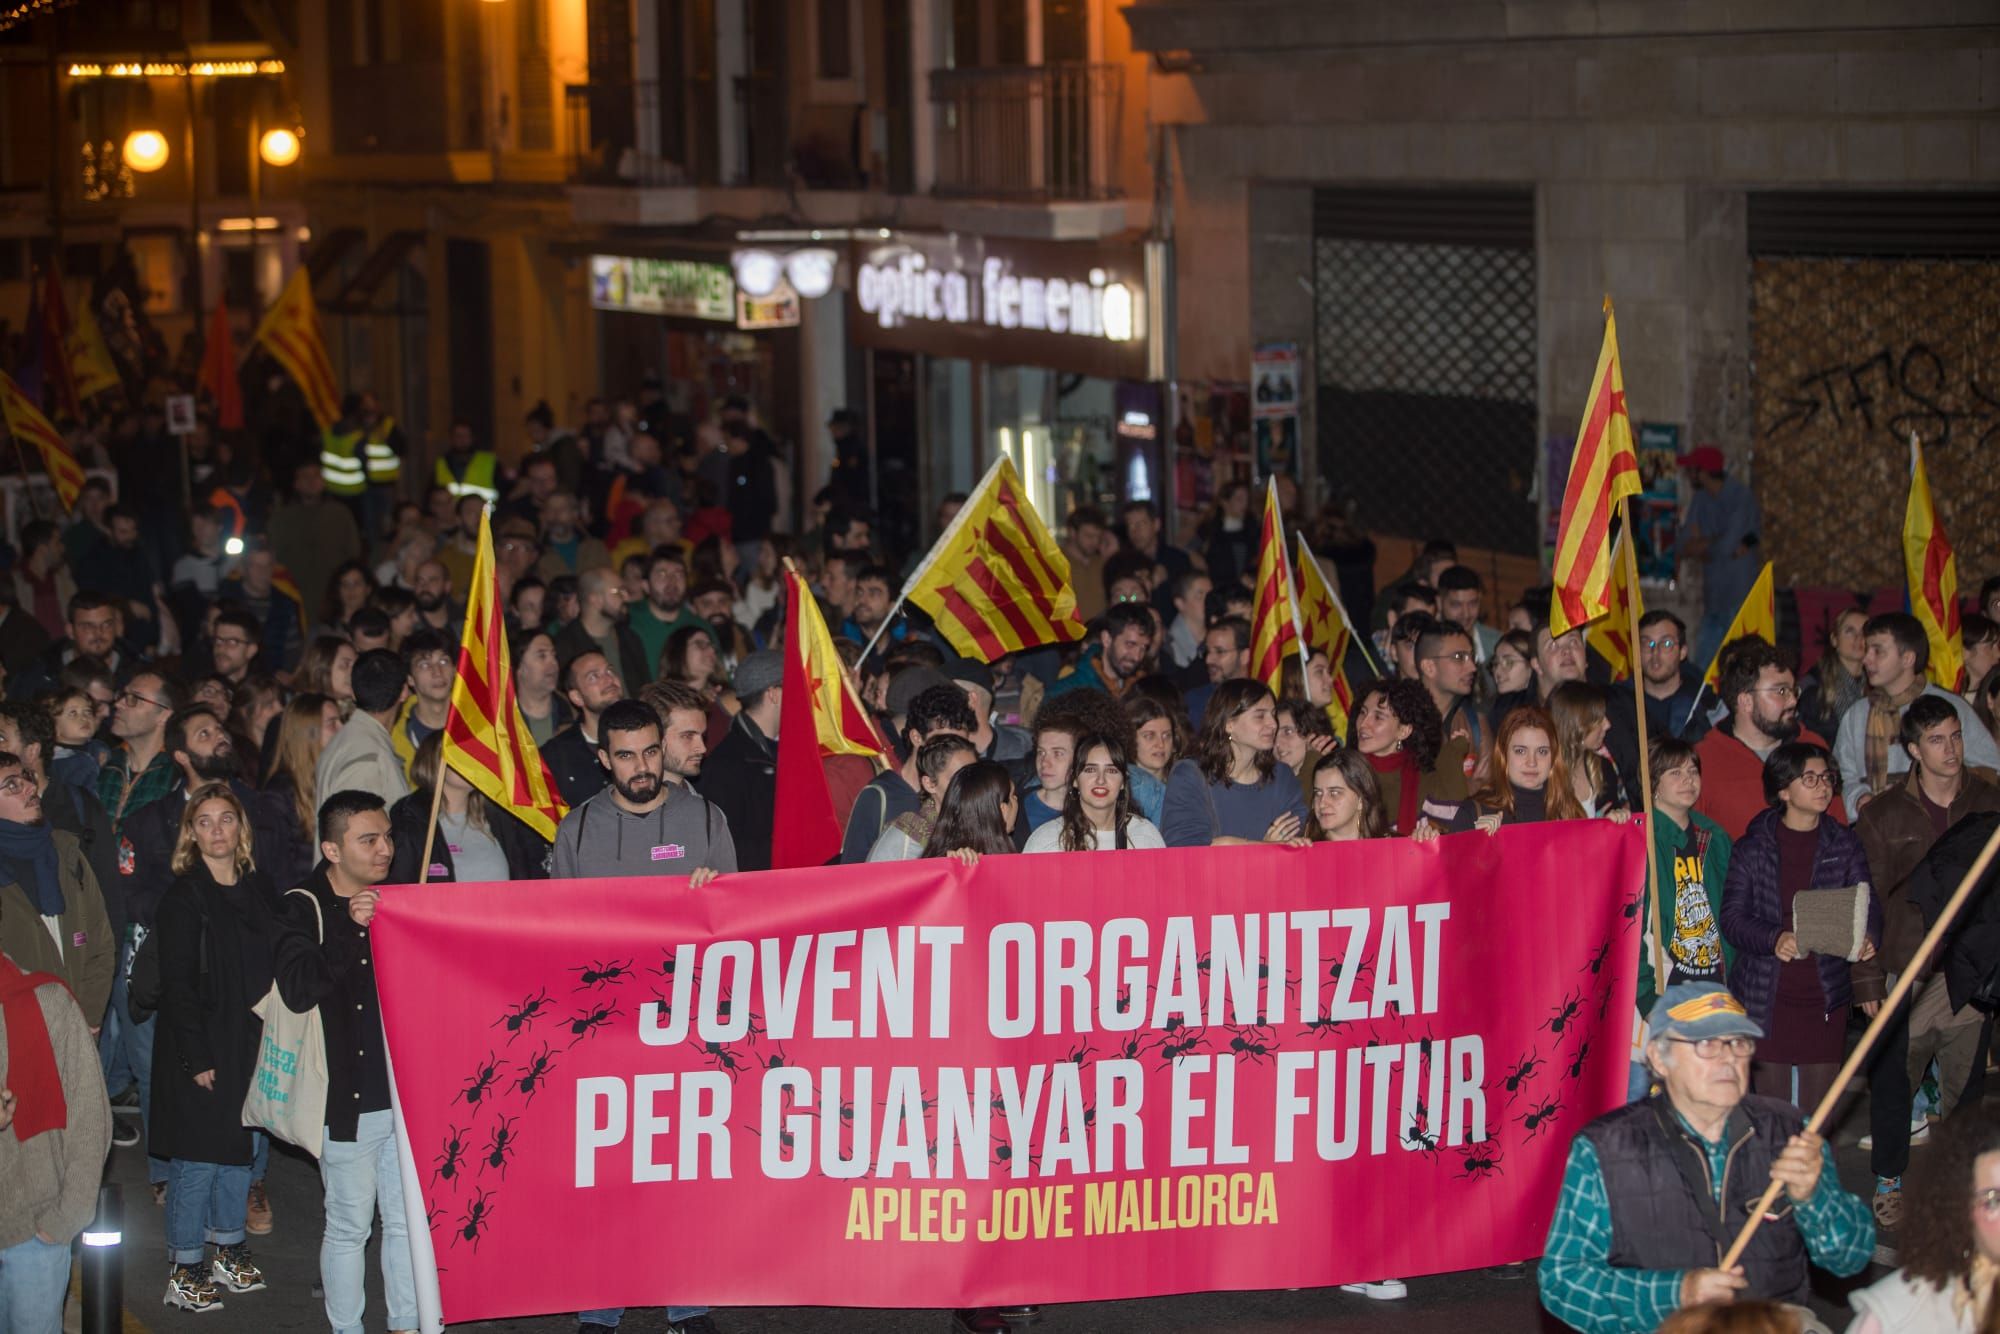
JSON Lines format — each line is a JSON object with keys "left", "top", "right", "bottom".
{"left": 551, "top": 688, "right": 734, "bottom": 883}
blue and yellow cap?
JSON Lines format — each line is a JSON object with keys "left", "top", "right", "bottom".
{"left": 1646, "top": 981, "right": 1764, "bottom": 1043}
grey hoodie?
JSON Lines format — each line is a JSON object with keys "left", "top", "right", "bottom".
{"left": 550, "top": 780, "right": 736, "bottom": 880}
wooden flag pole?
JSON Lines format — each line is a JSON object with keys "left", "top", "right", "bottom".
{"left": 785, "top": 558, "right": 891, "bottom": 774}
{"left": 1619, "top": 507, "right": 1671, "bottom": 996}
{"left": 413, "top": 752, "right": 450, "bottom": 887}
{"left": 1719, "top": 819, "right": 2000, "bottom": 1270}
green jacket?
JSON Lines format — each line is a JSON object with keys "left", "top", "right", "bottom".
{"left": 1636, "top": 807, "right": 1734, "bottom": 1015}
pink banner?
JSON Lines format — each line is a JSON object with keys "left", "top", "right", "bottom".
{"left": 371, "top": 822, "right": 1646, "bottom": 1323}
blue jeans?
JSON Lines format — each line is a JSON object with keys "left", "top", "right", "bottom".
{"left": 115, "top": 933, "right": 169, "bottom": 1186}
{"left": 319, "top": 1110, "right": 416, "bottom": 1334}
{"left": 166, "top": 1159, "right": 252, "bottom": 1265}
{"left": 579, "top": 1307, "right": 710, "bottom": 1328}
{"left": 99, "top": 962, "right": 134, "bottom": 1092}
{"left": 0, "top": 1234, "right": 73, "bottom": 1334}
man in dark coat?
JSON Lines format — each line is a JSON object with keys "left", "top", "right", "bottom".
{"left": 700, "top": 652, "right": 780, "bottom": 871}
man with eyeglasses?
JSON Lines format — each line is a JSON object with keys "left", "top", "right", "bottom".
{"left": 1694, "top": 640, "right": 1820, "bottom": 840}
{"left": 1539, "top": 981, "right": 1872, "bottom": 1334}
{"left": 1834, "top": 611, "right": 2000, "bottom": 820}
{"left": 1635, "top": 609, "right": 1708, "bottom": 742}
{"left": 207, "top": 608, "right": 261, "bottom": 687}
{"left": 97, "top": 672, "right": 187, "bottom": 835}
{"left": 389, "top": 628, "right": 458, "bottom": 780}
{"left": 1415, "top": 620, "right": 1485, "bottom": 771}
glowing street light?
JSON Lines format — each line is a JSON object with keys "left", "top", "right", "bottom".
{"left": 258, "top": 126, "right": 300, "bottom": 167}
{"left": 122, "top": 128, "right": 169, "bottom": 172}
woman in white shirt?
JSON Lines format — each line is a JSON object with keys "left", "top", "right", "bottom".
{"left": 1023, "top": 733, "right": 1165, "bottom": 853}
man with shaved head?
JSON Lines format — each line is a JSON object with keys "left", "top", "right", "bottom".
{"left": 553, "top": 565, "right": 649, "bottom": 690}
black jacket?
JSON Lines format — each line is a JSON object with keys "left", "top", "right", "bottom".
{"left": 540, "top": 724, "right": 607, "bottom": 807}
{"left": 271, "top": 865, "right": 390, "bottom": 1142}
{"left": 149, "top": 867, "right": 275, "bottom": 1165}
{"left": 552, "top": 618, "right": 650, "bottom": 701}
{"left": 43, "top": 777, "right": 121, "bottom": 937}
{"left": 385, "top": 790, "right": 550, "bottom": 884}
{"left": 700, "top": 712, "right": 776, "bottom": 871}
{"left": 1906, "top": 811, "right": 2000, "bottom": 1013}
{"left": 124, "top": 778, "right": 295, "bottom": 930}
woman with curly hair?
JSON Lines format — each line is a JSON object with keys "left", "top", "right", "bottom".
{"left": 1414, "top": 704, "right": 1587, "bottom": 839}
{"left": 1349, "top": 678, "right": 1461, "bottom": 835}
{"left": 1848, "top": 1113, "right": 2000, "bottom": 1332}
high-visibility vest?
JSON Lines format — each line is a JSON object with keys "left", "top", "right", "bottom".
{"left": 435, "top": 450, "right": 500, "bottom": 505}
{"left": 363, "top": 416, "right": 401, "bottom": 486}
{"left": 319, "top": 426, "right": 367, "bottom": 495}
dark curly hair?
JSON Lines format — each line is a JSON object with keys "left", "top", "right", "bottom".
{"left": 1352, "top": 678, "right": 1442, "bottom": 773}
{"left": 1034, "top": 686, "right": 1134, "bottom": 756}
{"left": 1900, "top": 1111, "right": 2000, "bottom": 1303}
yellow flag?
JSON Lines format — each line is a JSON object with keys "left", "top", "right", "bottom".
{"left": 66, "top": 300, "right": 121, "bottom": 402}
{"left": 1294, "top": 533, "right": 1356, "bottom": 740}
{"left": 1699, "top": 561, "right": 1776, "bottom": 692}
{"left": 1904, "top": 437, "right": 1963, "bottom": 689}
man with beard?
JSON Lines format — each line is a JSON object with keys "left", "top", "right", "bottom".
{"left": 627, "top": 551, "right": 704, "bottom": 679}
{"left": 691, "top": 577, "right": 752, "bottom": 671}
{"left": 1694, "top": 639, "right": 1816, "bottom": 839}
{"left": 1049, "top": 602, "right": 1153, "bottom": 701}
{"left": 557, "top": 568, "right": 650, "bottom": 693}
{"left": 540, "top": 650, "right": 623, "bottom": 804}
{"left": 411, "top": 559, "right": 462, "bottom": 640}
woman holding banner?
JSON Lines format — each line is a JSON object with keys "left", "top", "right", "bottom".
{"left": 150, "top": 783, "right": 275, "bottom": 1313}
{"left": 1414, "top": 706, "right": 1586, "bottom": 839}
{"left": 1024, "top": 733, "right": 1165, "bottom": 853}
{"left": 1159, "top": 680, "right": 1308, "bottom": 847}
{"left": 1303, "top": 748, "right": 1389, "bottom": 843}
{"left": 1350, "top": 680, "right": 1456, "bottom": 835}
{"left": 1720, "top": 742, "right": 1880, "bottom": 1114}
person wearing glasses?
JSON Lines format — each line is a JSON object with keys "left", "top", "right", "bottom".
{"left": 1847, "top": 1113, "right": 2000, "bottom": 1333}
{"left": 1693, "top": 640, "right": 1822, "bottom": 841}
{"left": 1720, "top": 742, "right": 1880, "bottom": 1117}
{"left": 1538, "top": 981, "right": 1873, "bottom": 1334}
{"left": 1636, "top": 609, "right": 1709, "bottom": 743}
{"left": 1414, "top": 620, "right": 1486, "bottom": 776}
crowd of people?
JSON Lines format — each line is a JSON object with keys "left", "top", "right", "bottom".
{"left": 4, "top": 396, "right": 2000, "bottom": 1334}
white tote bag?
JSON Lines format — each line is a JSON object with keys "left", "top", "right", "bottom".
{"left": 242, "top": 888, "right": 330, "bottom": 1158}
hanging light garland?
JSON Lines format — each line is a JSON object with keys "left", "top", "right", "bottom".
{"left": 0, "top": 0, "right": 75, "bottom": 35}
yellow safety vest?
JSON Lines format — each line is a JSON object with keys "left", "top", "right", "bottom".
{"left": 436, "top": 451, "right": 500, "bottom": 505}
{"left": 363, "top": 416, "right": 401, "bottom": 485}
{"left": 319, "top": 427, "right": 367, "bottom": 496}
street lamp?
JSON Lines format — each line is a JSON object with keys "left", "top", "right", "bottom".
{"left": 122, "top": 128, "right": 169, "bottom": 172}
{"left": 258, "top": 125, "right": 300, "bottom": 166}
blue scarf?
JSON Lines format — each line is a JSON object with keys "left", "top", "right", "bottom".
{"left": 0, "top": 818, "right": 63, "bottom": 916}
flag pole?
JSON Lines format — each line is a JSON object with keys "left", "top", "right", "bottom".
{"left": 1619, "top": 501, "right": 1670, "bottom": 996}
{"left": 859, "top": 454, "right": 1008, "bottom": 662}
{"left": 1273, "top": 480, "right": 1310, "bottom": 681}
{"left": 416, "top": 511, "right": 491, "bottom": 884}
{"left": 1719, "top": 819, "right": 2000, "bottom": 1270}
{"left": 785, "top": 558, "right": 891, "bottom": 773}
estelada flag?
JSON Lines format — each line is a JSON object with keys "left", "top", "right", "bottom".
{"left": 65, "top": 295, "right": 121, "bottom": 403}
{"left": 1294, "top": 532, "right": 1357, "bottom": 740}
{"left": 253, "top": 267, "right": 341, "bottom": 430}
{"left": 1698, "top": 561, "right": 1777, "bottom": 693}
{"left": 1550, "top": 297, "right": 1643, "bottom": 638}
{"left": 903, "top": 456, "right": 1086, "bottom": 664}
{"left": 0, "top": 371, "right": 88, "bottom": 512}
{"left": 774, "top": 568, "right": 888, "bottom": 868}
{"left": 200, "top": 300, "right": 244, "bottom": 431}
{"left": 440, "top": 512, "right": 567, "bottom": 842}
{"left": 1585, "top": 529, "right": 1643, "bottom": 681}
{"left": 1250, "top": 478, "right": 1302, "bottom": 694}
{"left": 1904, "top": 435, "right": 1963, "bottom": 690}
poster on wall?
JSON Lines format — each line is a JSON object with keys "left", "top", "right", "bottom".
{"left": 1634, "top": 422, "right": 1682, "bottom": 582}
{"left": 1252, "top": 343, "right": 1301, "bottom": 480}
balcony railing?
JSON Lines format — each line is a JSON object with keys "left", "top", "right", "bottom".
{"left": 565, "top": 80, "right": 686, "bottom": 188}
{"left": 563, "top": 77, "right": 787, "bottom": 190}
{"left": 930, "top": 63, "right": 1123, "bottom": 202}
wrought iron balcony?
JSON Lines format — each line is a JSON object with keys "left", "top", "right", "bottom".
{"left": 929, "top": 63, "right": 1124, "bottom": 202}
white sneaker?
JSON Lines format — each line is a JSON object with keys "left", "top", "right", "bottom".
{"left": 1341, "top": 1279, "right": 1408, "bottom": 1300}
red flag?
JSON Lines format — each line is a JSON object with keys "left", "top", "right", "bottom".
{"left": 201, "top": 300, "right": 244, "bottom": 430}
{"left": 773, "top": 570, "right": 887, "bottom": 868}
{"left": 37, "top": 267, "right": 80, "bottom": 420}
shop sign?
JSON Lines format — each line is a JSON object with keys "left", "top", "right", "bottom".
{"left": 849, "top": 233, "right": 1160, "bottom": 382}
{"left": 737, "top": 280, "right": 801, "bottom": 331}
{"left": 590, "top": 255, "right": 735, "bottom": 322}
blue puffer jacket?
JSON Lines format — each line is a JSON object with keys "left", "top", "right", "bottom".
{"left": 1720, "top": 805, "right": 1880, "bottom": 1029}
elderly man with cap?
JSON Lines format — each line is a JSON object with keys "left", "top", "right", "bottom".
{"left": 839, "top": 670, "right": 976, "bottom": 864}
{"left": 1677, "top": 444, "right": 1762, "bottom": 669}
{"left": 700, "top": 651, "right": 782, "bottom": 871}
{"left": 1538, "top": 981, "right": 1872, "bottom": 1334}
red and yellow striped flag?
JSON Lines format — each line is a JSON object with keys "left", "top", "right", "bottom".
{"left": 1904, "top": 436, "right": 1963, "bottom": 690}
{"left": 1250, "top": 478, "right": 1302, "bottom": 694}
{"left": 1550, "top": 298, "right": 1643, "bottom": 638}
{"left": 1699, "top": 561, "right": 1777, "bottom": 693}
{"left": 1586, "top": 530, "right": 1643, "bottom": 681}
{"left": 0, "top": 371, "right": 88, "bottom": 511}
{"left": 253, "top": 267, "right": 340, "bottom": 430}
{"left": 441, "top": 512, "right": 567, "bottom": 841}
{"left": 1295, "top": 532, "right": 1356, "bottom": 739}
{"left": 773, "top": 568, "right": 889, "bottom": 868}
{"left": 905, "top": 457, "right": 1086, "bottom": 663}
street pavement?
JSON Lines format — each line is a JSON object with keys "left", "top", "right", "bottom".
{"left": 72, "top": 1098, "right": 1894, "bottom": 1334}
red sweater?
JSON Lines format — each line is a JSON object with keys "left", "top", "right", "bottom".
{"left": 1693, "top": 723, "right": 1829, "bottom": 841}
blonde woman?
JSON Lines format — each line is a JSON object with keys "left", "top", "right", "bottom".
{"left": 151, "top": 784, "right": 275, "bottom": 1311}
{"left": 387, "top": 732, "right": 550, "bottom": 883}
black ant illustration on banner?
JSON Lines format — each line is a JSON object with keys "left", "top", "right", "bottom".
{"left": 483, "top": 1116, "right": 519, "bottom": 1178}
{"left": 1458, "top": 1143, "right": 1503, "bottom": 1180}
{"left": 456, "top": 1053, "right": 506, "bottom": 1108}
{"left": 1580, "top": 940, "right": 1614, "bottom": 978}
{"left": 1567, "top": 1039, "right": 1593, "bottom": 1082}
{"left": 432, "top": 1126, "right": 471, "bottom": 1188}
{"left": 492, "top": 989, "right": 552, "bottom": 1042}
{"left": 1520, "top": 1094, "right": 1562, "bottom": 1140}
{"left": 566, "top": 1001, "right": 622, "bottom": 1049}
{"left": 1497, "top": 1050, "right": 1542, "bottom": 1102}
{"left": 689, "top": 1033, "right": 748, "bottom": 1080}
{"left": 572, "top": 958, "right": 635, "bottom": 991}
{"left": 516, "top": 1043, "right": 558, "bottom": 1103}
{"left": 454, "top": 1189, "right": 496, "bottom": 1251}
{"left": 1543, "top": 991, "right": 1583, "bottom": 1038}
{"left": 1226, "top": 1025, "right": 1278, "bottom": 1065}
{"left": 1158, "top": 1026, "right": 1207, "bottom": 1068}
